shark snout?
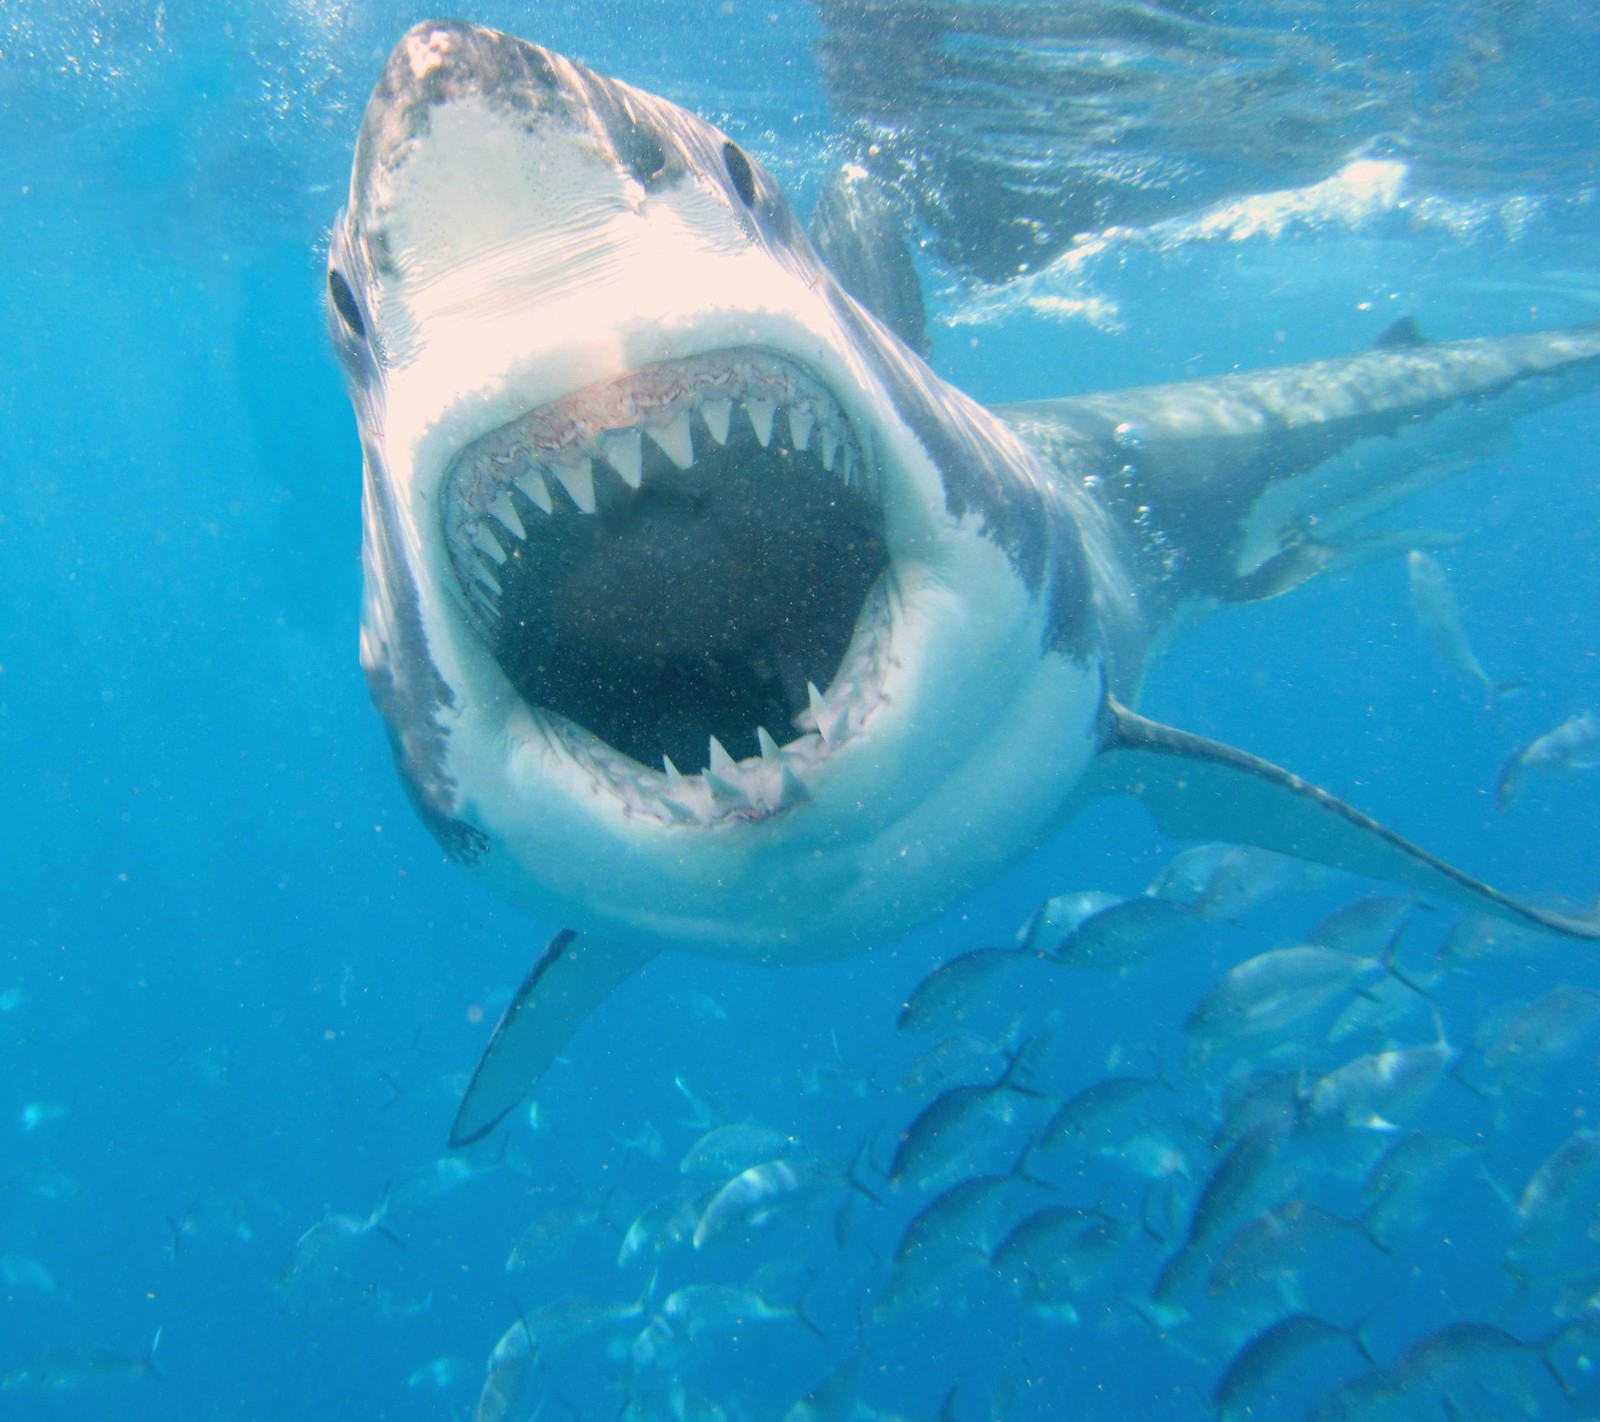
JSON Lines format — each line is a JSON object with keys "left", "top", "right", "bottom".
{"left": 380, "top": 20, "right": 571, "bottom": 121}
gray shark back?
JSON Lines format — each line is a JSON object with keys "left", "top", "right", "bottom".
{"left": 1002, "top": 324, "right": 1600, "bottom": 681}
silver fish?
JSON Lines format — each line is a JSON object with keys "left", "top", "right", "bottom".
{"left": 1301, "top": 1017, "right": 1457, "bottom": 1134}
{"left": 693, "top": 1159, "right": 834, "bottom": 1249}
{"left": 661, "top": 1283, "right": 822, "bottom": 1341}
{"left": 1496, "top": 709, "right": 1600, "bottom": 808}
{"left": 897, "top": 945, "right": 1033, "bottom": 1032}
{"left": 1406, "top": 549, "right": 1521, "bottom": 705}
{"left": 1184, "top": 944, "right": 1406, "bottom": 1044}
{"left": 1025, "top": 892, "right": 1200, "bottom": 970}
{"left": 680, "top": 1121, "right": 797, "bottom": 1179}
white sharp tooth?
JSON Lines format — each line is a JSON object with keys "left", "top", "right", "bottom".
{"left": 708, "top": 736, "right": 737, "bottom": 778}
{"left": 819, "top": 425, "right": 839, "bottom": 471}
{"left": 806, "top": 682, "right": 830, "bottom": 738}
{"left": 470, "top": 522, "right": 508, "bottom": 565}
{"left": 704, "top": 773, "right": 745, "bottom": 807}
{"left": 806, "top": 681, "right": 848, "bottom": 745}
{"left": 700, "top": 399, "right": 732, "bottom": 446}
{"left": 600, "top": 429, "right": 643, "bottom": 488}
{"left": 552, "top": 457, "right": 596, "bottom": 513}
{"left": 515, "top": 466, "right": 553, "bottom": 514}
{"left": 647, "top": 410, "right": 694, "bottom": 470}
{"left": 470, "top": 562, "right": 502, "bottom": 596}
{"left": 661, "top": 796, "right": 698, "bottom": 824}
{"left": 787, "top": 406, "right": 814, "bottom": 451}
{"left": 756, "top": 727, "right": 781, "bottom": 763}
{"left": 488, "top": 490, "right": 525, "bottom": 540}
{"left": 840, "top": 443, "right": 856, "bottom": 486}
{"left": 776, "top": 763, "right": 810, "bottom": 809}
{"left": 662, "top": 755, "right": 683, "bottom": 783}
{"left": 746, "top": 399, "right": 776, "bottom": 448}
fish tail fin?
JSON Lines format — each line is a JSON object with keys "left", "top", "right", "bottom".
{"left": 367, "top": 1186, "right": 405, "bottom": 1248}
{"left": 1137, "top": 1177, "right": 1185, "bottom": 1249}
{"left": 1426, "top": 1001, "right": 1447, "bottom": 1049}
{"left": 999, "top": 1031, "right": 1057, "bottom": 1100}
{"left": 1379, "top": 922, "right": 1436, "bottom": 1002}
{"left": 1349, "top": 1307, "right": 1382, "bottom": 1369}
{"left": 1477, "top": 1163, "right": 1518, "bottom": 1217}
{"left": 142, "top": 1327, "right": 165, "bottom": 1381}
{"left": 1496, "top": 1257, "right": 1535, "bottom": 1323}
{"left": 1446, "top": 1056, "right": 1494, "bottom": 1104}
{"left": 1006, "top": 1139, "right": 1054, "bottom": 1195}
{"left": 1535, "top": 1323, "right": 1582, "bottom": 1401}
{"left": 1490, "top": 678, "right": 1528, "bottom": 707}
{"left": 1542, "top": 1353, "right": 1577, "bottom": 1404}
{"left": 1351, "top": 1204, "right": 1397, "bottom": 1258}
{"left": 635, "top": 1268, "right": 659, "bottom": 1318}
{"left": 794, "top": 1272, "right": 829, "bottom": 1342}
{"left": 375, "top": 1071, "right": 403, "bottom": 1111}
{"left": 845, "top": 1133, "right": 886, "bottom": 1206}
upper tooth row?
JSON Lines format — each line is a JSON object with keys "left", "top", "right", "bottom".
{"left": 472, "top": 396, "right": 861, "bottom": 526}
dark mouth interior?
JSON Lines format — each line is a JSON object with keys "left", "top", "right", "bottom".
{"left": 489, "top": 431, "right": 886, "bottom": 774}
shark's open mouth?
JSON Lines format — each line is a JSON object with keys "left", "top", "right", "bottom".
{"left": 442, "top": 349, "right": 892, "bottom": 822}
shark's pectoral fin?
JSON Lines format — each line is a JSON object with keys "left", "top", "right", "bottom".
{"left": 451, "top": 930, "right": 660, "bottom": 1147}
{"left": 1090, "top": 699, "right": 1600, "bottom": 941}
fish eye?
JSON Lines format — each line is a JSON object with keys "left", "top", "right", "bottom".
{"left": 722, "top": 142, "right": 757, "bottom": 207}
{"left": 328, "top": 269, "right": 366, "bottom": 341}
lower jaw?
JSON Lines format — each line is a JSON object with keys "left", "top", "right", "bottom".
{"left": 500, "top": 567, "right": 900, "bottom": 829}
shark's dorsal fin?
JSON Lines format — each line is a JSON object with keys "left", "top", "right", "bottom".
{"left": 451, "top": 930, "right": 660, "bottom": 1146}
{"left": 1373, "top": 315, "right": 1428, "bottom": 351}
{"left": 1091, "top": 699, "right": 1600, "bottom": 941}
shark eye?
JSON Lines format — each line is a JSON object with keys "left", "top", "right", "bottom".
{"left": 722, "top": 142, "right": 757, "bottom": 207}
{"left": 328, "top": 269, "right": 366, "bottom": 341}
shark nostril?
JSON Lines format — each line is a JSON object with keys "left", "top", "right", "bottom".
{"left": 327, "top": 270, "right": 366, "bottom": 340}
{"left": 722, "top": 142, "right": 757, "bottom": 208}
{"left": 617, "top": 117, "right": 667, "bottom": 183}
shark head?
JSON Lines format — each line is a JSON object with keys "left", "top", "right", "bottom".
{"left": 327, "top": 21, "right": 1104, "bottom": 959}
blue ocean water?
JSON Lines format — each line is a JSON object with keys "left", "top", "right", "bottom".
{"left": 3, "top": 3, "right": 1599, "bottom": 1419}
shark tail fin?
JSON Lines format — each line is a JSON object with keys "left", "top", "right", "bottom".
{"left": 1089, "top": 698, "right": 1600, "bottom": 942}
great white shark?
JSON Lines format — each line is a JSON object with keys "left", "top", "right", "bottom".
{"left": 327, "top": 21, "right": 1600, "bottom": 1147}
